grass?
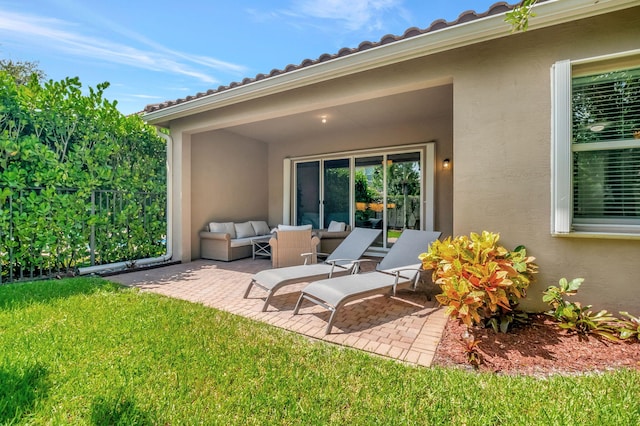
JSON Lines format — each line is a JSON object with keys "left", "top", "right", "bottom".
{"left": 1, "top": 278, "right": 639, "bottom": 425}
{"left": 387, "top": 229, "right": 402, "bottom": 239}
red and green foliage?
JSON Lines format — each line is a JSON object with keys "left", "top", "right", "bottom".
{"left": 420, "top": 231, "right": 538, "bottom": 332}
{"left": 460, "top": 328, "right": 483, "bottom": 369}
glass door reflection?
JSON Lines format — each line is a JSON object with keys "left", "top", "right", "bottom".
{"left": 385, "top": 152, "right": 421, "bottom": 247}
{"left": 323, "top": 159, "right": 350, "bottom": 227}
{"left": 355, "top": 156, "right": 384, "bottom": 247}
{"left": 296, "top": 161, "right": 320, "bottom": 228}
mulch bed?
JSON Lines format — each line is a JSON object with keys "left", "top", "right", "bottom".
{"left": 432, "top": 314, "right": 640, "bottom": 376}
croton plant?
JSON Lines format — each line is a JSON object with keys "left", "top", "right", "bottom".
{"left": 419, "top": 231, "right": 538, "bottom": 332}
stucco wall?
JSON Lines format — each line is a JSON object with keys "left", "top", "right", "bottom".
{"left": 190, "top": 130, "right": 268, "bottom": 258}
{"left": 449, "top": 8, "right": 640, "bottom": 312}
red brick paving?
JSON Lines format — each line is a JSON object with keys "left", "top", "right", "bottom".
{"left": 107, "top": 258, "right": 447, "bottom": 367}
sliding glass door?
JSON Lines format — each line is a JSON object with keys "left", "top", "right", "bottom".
{"left": 293, "top": 145, "right": 431, "bottom": 250}
{"left": 296, "top": 161, "right": 320, "bottom": 228}
{"left": 354, "top": 152, "right": 421, "bottom": 247}
{"left": 354, "top": 155, "right": 383, "bottom": 227}
{"left": 323, "top": 159, "right": 350, "bottom": 227}
{"left": 385, "top": 152, "right": 421, "bottom": 247}
{"left": 296, "top": 159, "right": 350, "bottom": 229}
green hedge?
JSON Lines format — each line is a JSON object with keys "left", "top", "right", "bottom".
{"left": 0, "top": 72, "right": 166, "bottom": 282}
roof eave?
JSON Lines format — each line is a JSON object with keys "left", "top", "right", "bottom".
{"left": 143, "top": 0, "right": 637, "bottom": 125}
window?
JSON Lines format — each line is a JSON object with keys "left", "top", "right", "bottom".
{"left": 552, "top": 53, "right": 640, "bottom": 236}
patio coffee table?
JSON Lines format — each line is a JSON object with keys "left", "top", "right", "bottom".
{"left": 251, "top": 236, "right": 271, "bottom": 260}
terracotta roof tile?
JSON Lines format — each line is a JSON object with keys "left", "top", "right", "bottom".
{"left": 144, "top": 1, "right": 521, "bottom": 114}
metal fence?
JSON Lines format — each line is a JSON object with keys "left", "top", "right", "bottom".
{"left": 0, "top": 187, "right": 166, "bottom": 284}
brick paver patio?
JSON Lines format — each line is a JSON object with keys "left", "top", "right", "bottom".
{"left": 107, "top": 258, "right": 448, "bottom": 367}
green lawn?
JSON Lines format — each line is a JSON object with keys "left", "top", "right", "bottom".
{"left": 387, "top": 229, "right": 402, "bottom": 239}
{"left": 1, "top": 278, "right": 639, "bottom": 425}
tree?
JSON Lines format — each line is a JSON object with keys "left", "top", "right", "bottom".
{"left": 355, "top": 170, "right": 377, "bottom": 203}
{"left": 0, "top": 59, "right": 46, "bottom": 85}
{"left": 505, "top": 0, "right": 538, "bottom": 32}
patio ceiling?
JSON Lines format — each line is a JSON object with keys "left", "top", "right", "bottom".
{"left": 222, "top": 85, "right": 451, "bottom": 145}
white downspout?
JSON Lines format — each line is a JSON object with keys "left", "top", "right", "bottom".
{"left": 79, "top": 128, "right": 174, "bottom": 275}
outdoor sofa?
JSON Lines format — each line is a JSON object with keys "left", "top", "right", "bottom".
{"left": 315, "top": 221, "right": 352, "bottom": 254}
{"left": 199, "top": 220, "right": 272, "bottom": 261}
{"left": 200, "top": 220, "right": 351, "bottom": 262}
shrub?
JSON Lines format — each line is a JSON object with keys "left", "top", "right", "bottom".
{"left": 419, "top": 231, "right": 538, "bottom": 332}
{"left": 543, "top": 278, "right": 640, "bottom": 342}
{"left": 0, "top": 71, "right": 167, "bottom": 280}
{"left": 616, "top": 312, "right": 640, "bottom": 341}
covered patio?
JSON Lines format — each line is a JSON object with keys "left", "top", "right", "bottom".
{"left": 107, "top": 258, "right": 448, "bottom": 367}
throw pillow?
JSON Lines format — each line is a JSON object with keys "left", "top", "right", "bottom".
{"left": 327, "top": 220, "right": 346, "bottom": 232}
{"left": 209, "top": 222, "right": 236, "bottom": 239}
{"left": 250, "top": 220, "right": 271, "bottom": 236}
{"left": 235, "top": 221, "right": 256, "bottom": 239}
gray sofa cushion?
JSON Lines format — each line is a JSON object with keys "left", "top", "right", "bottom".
{"left": 250, "top": 220, "right": 271, "bottom": 236}
{"left": 235, "top": 221, "right": 256, "bottom": 239}
{"left": 230, "top": 236, "right": 266, "bottom": 248}
{"left": 209, "top": 222, "right": 236, "bottom": 238}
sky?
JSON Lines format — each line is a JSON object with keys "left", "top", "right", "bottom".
{"left": 1, "top": 0, "right": 503, "bottom": 115}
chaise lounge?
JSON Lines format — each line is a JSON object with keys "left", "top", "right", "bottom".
{"left": 292, "top": 229, "right": 441, "bottom": 334}
{"left": 244, "top": 227, "right": 381, "bottom": 311}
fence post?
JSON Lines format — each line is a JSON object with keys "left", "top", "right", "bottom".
{"left": 5, "top": 194, "right": 14, "bottom": 283}
{"left": 90, "top": 191, "right": 96, "bottom": 266}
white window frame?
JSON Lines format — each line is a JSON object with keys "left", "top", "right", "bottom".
{"left": 551, "top": 51, "right": 640, "bottom": 238}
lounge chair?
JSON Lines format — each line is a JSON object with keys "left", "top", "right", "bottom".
{"left": 292, "top": 229, "right": 442, "bottom": 334}
{"left": 244, "top": 228, "right": 381, "bottom": 312}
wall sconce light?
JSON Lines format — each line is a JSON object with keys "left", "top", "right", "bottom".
{"left": 321, "top": 115, "right": 327, "bottom": 124}
{"left": 443, "top": 158, "right": 451, "bottom": 169}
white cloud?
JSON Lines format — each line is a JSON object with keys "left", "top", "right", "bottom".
{"left": 128, "top": 94, "right": 165, "bottom": 100}
{"left": 0, "top": 9, "right": 247, "bottom": 84}
{"left": 291, "top": 0, "right": 404, "bottom": 31}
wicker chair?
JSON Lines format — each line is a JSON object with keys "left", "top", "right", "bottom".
{"left": 269, "top": 229, "right": 320, "bottom": 268}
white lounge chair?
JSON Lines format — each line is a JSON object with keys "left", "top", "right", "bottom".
{"left": 244, "top": 228, "right": 381, "bottom": 312}
{"left": 292, "top": 229, "right": 442, "bottom": 334}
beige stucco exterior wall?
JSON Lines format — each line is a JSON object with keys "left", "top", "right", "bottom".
{"left": 189, "top": 130, "right": 268, "bottom": 259}
{"left": 448, "top": 8, "right": 640, "bottom": 312}
{"left": 164, "top": 6, "right": 640, "bottom": 313}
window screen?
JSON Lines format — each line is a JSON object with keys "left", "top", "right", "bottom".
{"left": 571, "top": 66, "right": 640, "bottom": 228}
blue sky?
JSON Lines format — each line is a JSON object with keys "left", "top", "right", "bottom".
{"left": 1, "top": 0, "right": 502, "bottom": 115}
